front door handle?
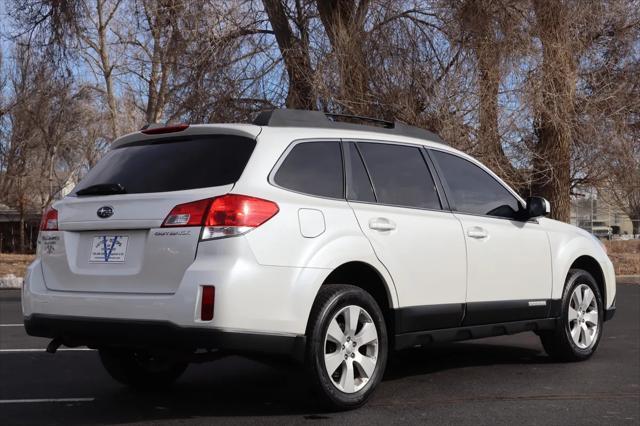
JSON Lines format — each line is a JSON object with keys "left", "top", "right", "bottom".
{"left": 467, "top": 226, "right": 488, "bottom": 239}
{"left": 369, "top": 217, "right": 396, "bottom": 232}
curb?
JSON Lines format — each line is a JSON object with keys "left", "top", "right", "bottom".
{"left": 617, "top": 275, "right": 640, "bottom": 285}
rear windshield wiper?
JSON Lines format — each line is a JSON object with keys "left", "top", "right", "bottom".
{"left": 76, "top": 183, "right": 127, "bottom": 196}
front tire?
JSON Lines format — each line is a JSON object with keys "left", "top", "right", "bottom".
{"left": 99, "top": 347, "right": 188, "bottom": 389}
{"left": 306, "top": 284, "right": 388, "bottom": 410}
{"left": 540, "top": 269, "right": 603, "bottom": 361}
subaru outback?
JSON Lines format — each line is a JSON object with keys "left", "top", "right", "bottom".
{"left": 23, "top": 109, "right": 616, "bottom": 409}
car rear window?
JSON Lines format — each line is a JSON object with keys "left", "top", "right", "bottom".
{"left": 73, "top": 135, "right": 256, "bottom": 195}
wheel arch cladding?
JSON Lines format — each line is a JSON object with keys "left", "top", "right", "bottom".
{"left": 322, "top": 261, "right": 392, "bottom": 309}
{"left": 310, "top": 261, "right": 395, "bottom": 355}
{"left": 569, "top": 256, "right": 605, "bottom": 305}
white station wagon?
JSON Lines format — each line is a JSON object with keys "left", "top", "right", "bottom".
{"left": 23, "top": 109, "right": 616, "bottom": 409}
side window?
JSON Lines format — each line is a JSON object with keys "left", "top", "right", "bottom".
{"left": 357, "top": 142, "right": 441, "bottom": 210}
{"left": 345, "top": 143, "right": 376, "bottom": 202}
{"left": 430, "top": 150, "right": 521, "bottom": 219}
{"left": 274, "top": 141, "right": 344, "bottom": 198}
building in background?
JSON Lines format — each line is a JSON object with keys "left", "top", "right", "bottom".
{"left": 0, "top": 204, "right": 40, "bottom": 253}
{"left": 571, "top": 189, "right": 636, "bottom": 239}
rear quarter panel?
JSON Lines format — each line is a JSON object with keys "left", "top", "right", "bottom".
{"left": 232, "top": 129, "right": 399, "bottom": 309}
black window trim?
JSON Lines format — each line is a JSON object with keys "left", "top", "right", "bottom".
{"left": 268, "top": 138, "right": 347, "bottom": 201}
{"left": 342, "top": 138, "right": 449, "bottom": 214}
{"left": 421, "top": 147, "right": 451, "bottom": 211}
{"left": 426, "top": 147, "right": 533, "bottom": 222}
{"left": 344, "top": 141, "right": 379, "bottom": 203}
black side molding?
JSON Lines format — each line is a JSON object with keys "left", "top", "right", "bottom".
{"left": 464, "top": 300, "right": 551, "bottom": 326}
{"left": 394, "top": 299, "right": 558, "bottom": 335}
{"left": 394, "top": 303, "right": 464, "bottom": 333}
{"left": 395, "top": 318, "right": 557, "bottom": 350}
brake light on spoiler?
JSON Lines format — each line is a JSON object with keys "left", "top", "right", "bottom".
{"left": 162, "top": 194, "right": 279, "bottom": 240}
{"left": 140, "top": 123, "right": 189, "bottom": 134}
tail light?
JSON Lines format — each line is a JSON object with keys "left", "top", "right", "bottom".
{"left": 162, "top": 194, "right": 279, "bottom": 240}
{"left": 162, "top": 198, "right": 211, "bottom": 227}
{"left": 40, "top": 207, "right": 58, "bottom": 231}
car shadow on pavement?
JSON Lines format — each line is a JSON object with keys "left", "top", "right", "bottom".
{"left": 384, "top": 341, "right": 550, "bottom": 381}
{"left": 36, "top": 341, "right": 551, "bottom": 424}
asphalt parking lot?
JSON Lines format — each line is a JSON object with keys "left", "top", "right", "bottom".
{"left": 1, "top": 280, "right": 639, "bottom": 425}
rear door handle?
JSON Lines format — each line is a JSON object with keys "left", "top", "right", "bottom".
{"left": 369, "top": 217, "right": 396, "bottom": 231}
{"left": 467, "top": 226, "right": 488, "bottom": 239}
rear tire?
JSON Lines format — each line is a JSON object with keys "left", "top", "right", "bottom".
{"left": 99, "top": 347, "right": 188, "bottom": 389}
{"left": 539, "top": 269, "right": 603, "bottom": 361}
{"left": 306, "top": 284, "right": 388, "bottom": 410}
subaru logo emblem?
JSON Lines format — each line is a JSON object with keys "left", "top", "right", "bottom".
{"left": 97, "top": 206, "right": 114, "bottom": 219}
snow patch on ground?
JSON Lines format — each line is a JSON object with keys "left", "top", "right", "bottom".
{"left": 0, "top": 274, "right": 23, "bottom": 288}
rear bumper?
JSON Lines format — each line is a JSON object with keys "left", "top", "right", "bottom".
{"left": 24, "top": 314, "right": 306, "bottom": 361}
{"left": 23, "top": 238, "right": 329, "bottom": 335}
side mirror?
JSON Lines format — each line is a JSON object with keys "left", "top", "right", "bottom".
{"left": 526, "top": 196, "right": 551, "bottom": 218}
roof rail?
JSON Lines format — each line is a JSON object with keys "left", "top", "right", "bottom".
{"left": 252, "top": 109, "right": 444, "bottom": 143}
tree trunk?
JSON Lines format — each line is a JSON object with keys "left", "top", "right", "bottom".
{"left": 476, "top": 43, "right": 501, "bottom": 162}
{"left": 531, "top": 0, "right": 576, "bottom": 222}
{"left": 18, "top": 207, "right": 25, "bottom": 254}
{"left": 459, "top": 0, "right": 521, "bottom": 191}
{"left": 96, "top": 0, "right": 118, "bottom": 138}
{"left": 474, "top": 20, "right": 517, "bottom": 186}
{"left": 263, "top": 0, "right": 316, "bottom": 110}
{"left": 146, "top": 28, "right": 163, "bottom": 123}
{"left": 317, "top": 0, "right": 370, "bottom": 115}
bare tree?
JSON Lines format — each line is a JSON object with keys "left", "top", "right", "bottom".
{"left": 442, "top": 0, "right": 527, "bottom": 189}
{"left": 122, "top": 0, "right": 188, "bottom": 124}
{"left": 0, "top": 43, "right": 92, "bottom": 251}
{"left": 529, "top": 0, "right": 580, "bottom": 221}
{"left": 605, "top": 136, "right": 640, "bottom": 235}
{"left": 12, "top": 0, "right": 125, "bottom": 138}
{"left": 2, "top": 0, "right": 639, "bottom": 234}
{"left": 316, "top": 0, "right": 371, "bottom": 115}
{"left": 262, "top": 0, "right": 316, "bottom": 109}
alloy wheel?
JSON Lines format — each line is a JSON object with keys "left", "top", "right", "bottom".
{"left": 323, "top": 305, "right": 379, "bottom": 393}
{"left": 568, "top": 284, "right": 599, "bottom": 349}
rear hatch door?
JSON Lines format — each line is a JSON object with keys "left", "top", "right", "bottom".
{"left": 41, "top": 132, "right": 256, "bottom": 294}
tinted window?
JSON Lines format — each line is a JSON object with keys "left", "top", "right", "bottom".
{"left": 345, "top": 143, "right": 376, "bottom": 202}
{"left": 358, "top": 143, "right": 441, "bottom": 209}
{"left": 431, "top": 150, "right": 521, "bottom": 218}
{"left": 274, "top": 141, "right": 344, "bottom": 198}
{"left": 73, "top": 135, "right": 255, "bottom": 195}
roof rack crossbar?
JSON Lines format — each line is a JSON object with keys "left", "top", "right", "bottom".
{"left": 252, "top": 109, "right": 444, "bottom": 143}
